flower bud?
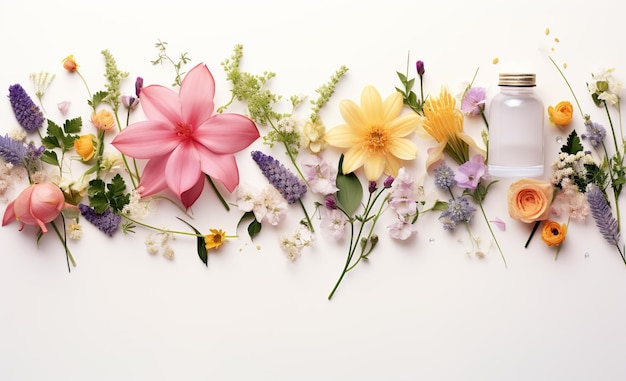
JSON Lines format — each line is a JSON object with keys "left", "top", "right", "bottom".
{"left": 135, "top": 77, "right": 143, "bottom": 97}
{"left": 2, "top": 182, "right": 76, "bottom": 233}
{"left": 62, "top": 55, "right": 78, "bottom": 72}
{"left": 416, "top": 60, "right": 425, "bottom": 76}
{"left": 74, "top": 134, "right": 96, "bottom": 161}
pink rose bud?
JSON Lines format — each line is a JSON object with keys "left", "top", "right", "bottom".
{"left": 2, "top": 182, "right": 76, "bottom": 233}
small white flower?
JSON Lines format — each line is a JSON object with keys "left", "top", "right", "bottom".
{"left": 387, "top": 218, "right": 416, "bottom": 240}
{"left": 302, "top": 155, "right": 338, "bottom": 195}
{"left": 68, "top": 222, "right": 82, "bottom": 240}
{"left": 321, "top": 208, "right": 348, "bottom": 240}
{"left": 8, "top": 128, "right": 26, "bottom": 141}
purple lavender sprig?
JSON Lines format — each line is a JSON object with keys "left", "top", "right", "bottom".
{"left": 8, "top": 84, "right": 45, "bottom": 132}
{"left": 586, "top": 184, "right": 625, "bottom": 264}
{"left": 251, "top": 151, "right": 307, "bottom": 204}
{"left": 79, "top": 204, "right": 121, "bottom": 237}
{"left": 0, "top": 134, "right": 27, "bottom": 165}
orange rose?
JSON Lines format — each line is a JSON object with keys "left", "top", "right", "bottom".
{"left": 507, "top": 178, "right": 553, "bottom": 223}
{"left": 547, "top": 101, "right": 573, "bottom": 127}
{"left": 541, "top": 220, "right": 567, "bottom": 246}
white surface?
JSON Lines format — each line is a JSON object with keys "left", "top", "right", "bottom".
{"left": 1, "top": 1, "right": 626, "bottom": 380}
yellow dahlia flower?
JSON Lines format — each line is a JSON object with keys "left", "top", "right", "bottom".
{"left": 324, "top": 86, "right": 420, "bottom": 181}
{"left": 418, "top": 87, "right": 485, "bottom": 171}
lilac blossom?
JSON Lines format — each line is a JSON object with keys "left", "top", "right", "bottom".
{"left": 581, "top": 119, "right": 606, "bottom": 148}
{"left": 455, "top": 155, "right": 488, "bottom": 191}
{"left": 388, "top": 168, "right": 419, "bottom": 216}
{"left": 461, "top": 87, "right": 487, "bottom": 116}
{"left": 321, "top": 208, "right": 348, "bottom": 240}
{"left": 251, "top": 151, "right": 307, "bottom": 204}
{"left": 302, "top": 155, "right": 338, "bottom": 195}
{"left": 78, "top": 204, "right": 121, "bottom": 236}
{"left": 8, "top": 84, "right": 45, "bottom": 132}
{"left": 434, "top": 163, "right": 456, "bottom": 190}
{"left": 439, "top": 196, "right": 476, "bottom": 231}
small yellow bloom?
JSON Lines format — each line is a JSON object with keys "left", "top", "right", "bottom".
{"left": 324, "top": 85, "right": 420, "bottom": 181}
{"left": 547, "top": 101, "right": 573, "bottom": 127}
{"left": 418, "top": 87, "right": 485, "bottom": 170}
{"left": 91, "top": 109, "right": 116, "bottom": 131}
{"left": 541, "top": 220, "right": 567, "bottom": 246}
{"left": 205, "top": 229, "right": 227, "bottom": 250}
{"left": 301, "top": 119, "right": 327, "bottom": 153}
{"left": 74, "top": 134, "right": 96, "bottom": 161}
{"left": 62, "top": 55, "right": 78, "bottom": 72}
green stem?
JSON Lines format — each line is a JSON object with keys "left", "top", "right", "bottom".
{"left": 298, "top": 198, "right": 314, "bottom": 233}
{"left": 478, "top": 199, "right": 507, "bottom": 267}
{"left": 50, "top": 219, "right": 76, "bottom": 271}
{"left": 524, "top": 221, "right": 541, "bottom": 248}
{"left": 206, "top": 175, "right": 230, "bottom": 211}
{"left": 480, "top": 110, "right": 489, "bottom": 130}
{"left": 328, "top": 220, "right": 356, "bottom": 300}
{"left": 548, "top": 56, "right": 584, "bottom": 118}
{"left": 122, "top": 214, "right": 209, "bottom": 237}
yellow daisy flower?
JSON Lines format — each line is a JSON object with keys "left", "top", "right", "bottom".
{"left": 324, "top": 85, "right": 420, "bottom": 181}
{"left": 204, "top": 228, "right": 227, "bottom": 250}
{"left": 418, "top": 87, "right": 485, "bottom": 171}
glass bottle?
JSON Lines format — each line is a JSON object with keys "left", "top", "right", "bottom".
{"left": 488, "top": 73, "right": 544, "bottom": 177}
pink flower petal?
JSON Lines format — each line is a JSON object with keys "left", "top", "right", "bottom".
{"left": 137, "top": 157, "right": 169, "bottom": 197}
{"left": 197, "top": 148, "right": 240, "bottom": 192}
{"left": 164, "top": 141, "right": 203, "bottom": 198}
{"left": 194, "top": 113, "right": 259, "bottom": 154}
{"left": 490, "top": 217, "right": 506, "bottom": 231}
{"left": 179, "top": 64, "right": 216, "bottom": 128}
{"left": 111, "top": 121, "right": 181, "bottom": 159}
{"left": 2, "top": 200, "right": 16, "bottom": 227}
{"left": 180, "top": 177, "right": 206, "bottom": 209}
{"left": 140, "top": 85, "right": 183, "bottom": 125}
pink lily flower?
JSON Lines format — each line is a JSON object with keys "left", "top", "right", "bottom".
{"left": 111, "top": 63, "right": 259, "bottom": 208}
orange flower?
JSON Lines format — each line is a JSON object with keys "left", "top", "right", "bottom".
{"left": 204, "top": 229, "right": 227, "bottom": 250}
{"left": 547, "top": 101, "right": 573, "bottom": 127}
{"left": 508, "top": 178, "right": 553, "bottom": 223}
{"left": 62, "top": 55, "right": 78, "bottom": 72}
{"left": 74, "top": 134, "right": 96, "bottom": 161}
{"left": 91, "top": 109, "right": 115, "bottom": 131}
{"left": 541, "top": 220, "right": 567, "bottom": 246}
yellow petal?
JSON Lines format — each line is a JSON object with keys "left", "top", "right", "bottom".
{"left": 457, "top": 132, "right": 486, "bottom": 157}
{"left": 384, "top": 155, "right": 402, "bottom": 178}
{"left": 363, "top": 152, "right": 385, "bottom": 181}
{"left": 387, "top": 138, "right": 418, "bottom": 160}
{"left": 382, "top": 91, "right": 403, "bottom": 124}
{"left": 342, "top": 144, "right": 367, "bottom": 174}
{"left": 339, "top": 99, "right": 368, "bottom": 133}
{"left": 425, "top": 142, "right": 447, "bottom": 172}
{"left": 360, "top": 86, "right": 384, "bottom": 125}
{"left": 388, "top": 113, "right": 422, "bottom": 137}
{"left": 324, "top": 124, "right": 359, "bottom": 148}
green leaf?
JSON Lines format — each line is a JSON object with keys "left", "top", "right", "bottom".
{"left": 335, "top": 154, "right": 363, "bottom": 216}
{"left": 88, "top": 91, "right": 109, "bottom": 108}
{"left": 396, "top": 71, "right": 407, "bottom": 83}
{"left": 40, "top": 150, "right": 59, "bottom": 166}
{"left": 561, "top": 130, "right": 583, "bottom": 155}
{"left": 237, "top": 211, "right": 262, "bottom": 240}
{"left": 432, "top": 200, "right": 449, "bottom": 211}
{"left": 63, "top": 117, "right": 82, "bottom": 134}
{"left": 177, "top": 217, "right": 208, "bottom": 266}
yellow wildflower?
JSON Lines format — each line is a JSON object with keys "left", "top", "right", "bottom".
{"left": 418, "top": 87, "right": 485, "bottom": 171}
{"left": 541, "top": 220, "right": 567, "bottom": 247}
{"left": 74, "top": 134, "right": 96, "bottom": 161}
{"left": 204, "top": 228, "right": 227, "bottom": 250}
{"left": 324, "top": 85, "right": 420, "bottom": 181}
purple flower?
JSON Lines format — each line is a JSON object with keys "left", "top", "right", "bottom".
{"left": 586, "top": 184, "right": 620, "bottom": 246}
{"left": 416, "top": 60, "right": 425, "bottom": 76}
{"left": 368, "top": 181, "right": 377, "bottom": 193}
{"left": 455, "top": 155, "right": 488, "bottom": 191}
{"left": 121, "top": 95, "right": 140, "bottom": 110}
{"left": 461, "top": 87, "right": 487, "bottom": 116}
{"left": 78, "top": 204, "right": 121, "bottom": 236}
{"left": 135, "top": 77, "right": 143, "bottom": 97}
{"left": 581, "top": 119, "right": 606, "bottom": 148}
{"left": 251, "top": 151, "right": 307, "bottom": 204}
{"left": 383, "top": 176, "right": 394, "bottom": 189}
{"left": 439, "top": 196, "right": 476, "bottom": 230}
{"left": 434, "top": 163, "right": 456, "bottom": 190}
{"left": 0, "top": 134, "right": 27, "bottom": 165}
{"left": 325, "top": 195, "right": 337, "bottom": 210}
{"left": 8, "top": 84, "right": 45, "bottom": 132}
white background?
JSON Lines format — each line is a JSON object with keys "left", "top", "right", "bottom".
{"left": 1, "top": 0, "right": 626, "bottom": 380}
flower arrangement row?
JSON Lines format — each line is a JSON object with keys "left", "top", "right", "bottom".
{"left": 1, "top": 35, "right": 624, "bottom": 299}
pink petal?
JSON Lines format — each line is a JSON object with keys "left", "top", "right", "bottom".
{"left": 180, "top": 176, "right": 205, "bottom": 209}
{"left": 179, "top": 64, "right": 216, "bottom": 129}
{"left": 137, "top": 157, "right": 169, "bottom": 197}
{"left": 2, "top": 200, "right": 16, "bottom": 227}
{"left": 490, "top": 217, "right": 506, "bottom": 231}
{"left": 196, "top": 148, "right": 240, "bottom": 192}
{"left": 164, "top": 141, "right": 203, "bottom": 198}
{"left": 194, "top": 113, "right": 259, "bottom": 154}
{"left": 139, "top": 85, "right": 183, "bottom": 125}
{"left": 111, "top": 121, "right": 181, "bottom": 159}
